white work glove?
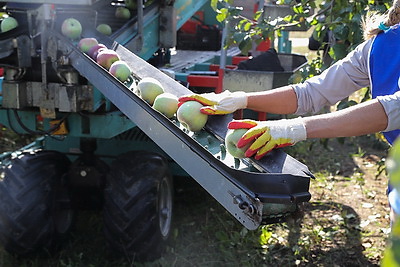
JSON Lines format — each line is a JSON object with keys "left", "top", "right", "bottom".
{"left": 178, "top": 90, "right": 247, "bottom": 115}
{"left": 228, "top": 118, "right": 307, "bottom": 160}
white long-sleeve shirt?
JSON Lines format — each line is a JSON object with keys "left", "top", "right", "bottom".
{"left": 292, "top": 38, "right": 400, "bottom": 132}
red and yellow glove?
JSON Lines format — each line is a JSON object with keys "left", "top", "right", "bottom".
{"left": 178, "top": 90, "right": 247, "bottom": 115}
{"left": 228, "top": 118, "right": 307, "bottom": 160}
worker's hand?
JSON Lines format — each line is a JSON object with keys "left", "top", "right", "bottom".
{"left": 178, "top": 90, "right": 247, "bottom": 115}
{"left": 228, "top": 118, "right": 307, "bottom": 160}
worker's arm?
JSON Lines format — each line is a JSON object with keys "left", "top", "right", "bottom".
{"left": 228, "top": 99, "right": 388, "bottom": 160}
{"left": 303, "top": 98, "right": 388, "bottom": 138}
{"left": 246, "top": 85, "right": 298, "bottom": 114}
{"left": 179, "top": 40, "right": 373, "bottom": 116}
{"left": 178, "top": 85, "right": 298, "bottom": 115}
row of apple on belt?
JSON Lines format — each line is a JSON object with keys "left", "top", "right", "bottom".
{"left": 77, "top": 37, "right": 253, "bottom": 160}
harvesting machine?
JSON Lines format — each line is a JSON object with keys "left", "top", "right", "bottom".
{"left": 0, "top": 0, "right": 312, "bottom": 261}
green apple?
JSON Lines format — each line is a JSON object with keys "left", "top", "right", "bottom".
{"left": 96, "top": 24, "right": 112, "bottom": 35}
{"left": 177, "top": 101, "right": 208, "bottom": 132}
{"left": 1, "top": 16, "right": 18, "bottom": 33}
{"left": 225, "top": 128, "right": 252, "bottom": 159}
{"left": 137, "top": 77, "right": 164, "bottom": 105}
{"left": 61, "top": 18, "right": 82, "bottom": 40}
{"left": 109, "top": 60, "right": 132, "bottom": 82}
{"left": 96, "top": 49, "right": 120, "bottom": 70}
{"left": 115, "top": 7, "right": 131, "bottom": 19}
{"left": 77, "top": 37, "right": 98, "bottom": 54}
{"left": 125, "top": 0, "right": 137, "bottom": 9}
{"left": 152, "top": 93, "right": 179, "bottom": 118}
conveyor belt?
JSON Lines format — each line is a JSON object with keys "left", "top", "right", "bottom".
{"left": 56, "top": 28, "right": 312, "bottom": 229}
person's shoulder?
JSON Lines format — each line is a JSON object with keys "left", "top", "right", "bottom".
{"left": 345, "top": 39, "right": 373, "bottom": 60}
{"left": 356, "top": 38, "right": 373, "bottom": 52}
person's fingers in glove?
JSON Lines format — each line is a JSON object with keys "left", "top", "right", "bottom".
{"left": 248, "top": 130, "right": 294, "bottom": 159}
{"left": 227, "top": 119, "right": 278, "bottom": 158}
{"left": 178, "top": 93, "right": 218, "bottom": 107}
{"left": 227, "top": 118, "right": 307, "bottom": 160}
{"left": 178, "top": 91, "right": 247, "bottom": 115}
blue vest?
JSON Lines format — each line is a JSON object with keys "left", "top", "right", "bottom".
{"left": 370, "top": 26, "right": 400, "bottom": 145}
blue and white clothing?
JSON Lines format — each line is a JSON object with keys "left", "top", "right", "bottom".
{"left": 291, "top": 25, "right": 400, "bottom": 213}
{"left": 293, "top": 32, "right": 400, "bottom": 134}
{"left": 370, "top": 24, "right": 400, "bottom": 144}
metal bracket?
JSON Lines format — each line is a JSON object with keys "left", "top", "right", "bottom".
{"left": 159, "top": 5, "right": 177, "bottom": 48}
{"left": 131, "top": 0, "right": 144, "bottom": 54}
{"left": 228, "top": 191, "right": 262, "bottom": 227}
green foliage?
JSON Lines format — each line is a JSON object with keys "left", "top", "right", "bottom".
{"left": 211, "top": 0, "right": 303, "bottom": 55}
{"left": 213, "top": 0, "right": 392, "bottom": 62}
{"left": 375, "top": 157, "right": 387, "bottom": 179}
{"left": 289, "top": 56, "right": 324, "bottom": 84}
{"left": 300, "top": 0, "right": 391, "bottom": 61}
{"left": 383, "top": 140, "right": 400, "bottom": 266}
{"left": 388, "top": 141, "right": 400, "bottom": 189}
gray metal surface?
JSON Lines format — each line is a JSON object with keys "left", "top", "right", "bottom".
{"left": 2, "top": 82, "right": 27, "bottom": 109}
{"left": 2, "top": 80, "right": 94, "bottom": 112}
{"left": 168, "top": 47, "right": 241, "bottom": 72}
{"left": 223, "top": 53, "right": 307, "bottom": 93}
{"left": 223, "top": 69, "right": 279, "bottom": 93}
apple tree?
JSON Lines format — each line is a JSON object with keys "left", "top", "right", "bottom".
{"left": 211, "top": 0, "right": 391, "bottom": 72}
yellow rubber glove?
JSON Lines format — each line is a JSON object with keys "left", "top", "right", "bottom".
{"left": 228, "top": 118, "right": 307, "bottom": 160}
{"left": 178, "top": 90, "right": 247, "bottom": 115}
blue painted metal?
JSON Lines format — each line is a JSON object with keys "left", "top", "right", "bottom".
{"left": 115, "top": 7, "right": 161, "bottom": 60}
{"left": 0, "top": 77, "right": 2, "bottom": 106}
{"left": 174, "top": 0, "right": 210, "bottom": 29}
{"left": 192, "top": 63, "right": 212, "bottom": 71}
{"left": 0, "top": 109, "right": 37, "bottom": 134}
{"left": 137, "top": 16, "right": 162, "bottom": 60}
{"left": 174, "top": 72, "right": 188, "bottom": 83}
{"left": 201, "top": 2, "right": 221, "bottom": 26}
{"left": 46, "top": 112, "right": 136, "bottom": 139}
{"left": 91, "top": 83, "right": 109, "bottom": 112}
{"left": 114, "top": 0, "right": 215, "bottom": 61}
{"left": 0, "top": 109, "right": 136, "bottom": 139}
{"left": 278, "top": 31, "right": 292, "bottom": 53}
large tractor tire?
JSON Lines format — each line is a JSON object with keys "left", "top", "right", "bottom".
{"left": 103, "top": 151, "right": 173, "bottom": 262}
{"left": 0, "top": 150, "right": 73, "bottom": 255}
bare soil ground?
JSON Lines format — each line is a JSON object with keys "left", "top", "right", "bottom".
{"left": 283, "top": 135, "right": 391, "bottom": 266}
{"left": 154, "top": 135, "right": 391, "bottom": 267}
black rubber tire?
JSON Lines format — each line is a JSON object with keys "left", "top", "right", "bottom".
{"left": 103, "top": 151, "right": 173, "bottom": 262}
{"left": 0, "top": 150, "right": 73, "bottom": 255}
